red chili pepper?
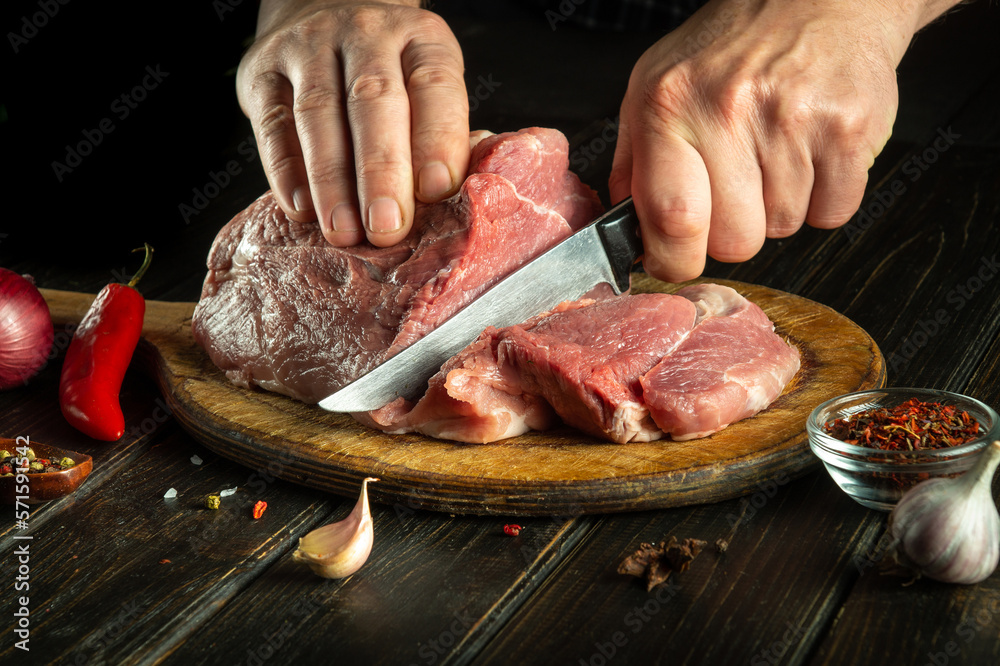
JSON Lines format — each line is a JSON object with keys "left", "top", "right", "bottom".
{"left": 252, "top": 500, "right": 267, "bottom": 519}
{"left": 59, "top": 244, "right": 152, "bottom": 441}
{"left": 503, "top": 524, "right": 522, "bottom": 536}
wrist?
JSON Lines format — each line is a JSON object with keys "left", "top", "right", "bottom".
{"left": 257, "top": 0, "right": 424, "bottom": 37}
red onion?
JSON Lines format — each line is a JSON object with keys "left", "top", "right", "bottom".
{"left": 0, "top": 268, "right": 54, "bottom": 390}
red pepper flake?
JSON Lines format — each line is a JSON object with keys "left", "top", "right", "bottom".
{"left": 823, "top": 398, "right": 983, "bottom": 451}
{"left": 503, "top": 524, "right": 522, "bottom": 536}
{"left": 252, "top": 500, "right": 267, "bottom": 519}
{"left": 159, "top": 558, "right": 171, "bottom": 565}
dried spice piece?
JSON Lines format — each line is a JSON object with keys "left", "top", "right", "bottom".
{"left": 253, "top": 500, "right": 267, "bottom": 519}
{"left": 823, "top": 398, "right": 983, "bottom": 451}
{"left": 205, "top": 494, "right": 221, "bottom": 510}
{"left": 159, "top": 559, "right": 171, "bottom": 565}
{"left": 618, "top": 536, "right": 708, "bottom": 591}
{"left": 503, "top": 524, "right": 522, "bottom": 536}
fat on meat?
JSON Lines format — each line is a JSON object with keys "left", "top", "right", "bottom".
{"left": 191, "top": 128, "right": 603, "bottom": 404}
{"left": 372, "top": 285, "right": 799, "bottom": 444}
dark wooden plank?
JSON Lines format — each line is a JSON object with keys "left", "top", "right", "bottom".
{"left": 0, "top": 358, "right": 174, "bottom": 541}
{"left": 472, "top": 472, "right": 879, "bottom": 665}
{"left": 163, "top": 511, "right": 596, "bottom": 666}
{"left": 0, "top": 415, "right": 337, "bottom": 666}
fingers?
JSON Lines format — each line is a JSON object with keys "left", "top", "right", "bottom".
{"left": 702, "top": 138, "right": 766, "bottom": 264}
{"left": 628, "top": 122, "right": 712, "bottom": 283}
{"left": 404, "top": 38, "right": 469, "bottom": 204}
{"left": 808, "top": 133, "right": 876, "bottom": 230}
{"left": 238, "top": 6, "right": 470, "bottom": 250}
{"left": 237, "top": 68, "right": 313, "bottom": 223}
{"left": 761, "top": 147, "right": 814, "bottom": 239}
{"left": 286, "top": 46, "right": 367, "bottom": 246}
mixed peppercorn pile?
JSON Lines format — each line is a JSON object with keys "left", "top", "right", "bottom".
{"left": 1, "top": 448, "right": 76, "bottom": 475}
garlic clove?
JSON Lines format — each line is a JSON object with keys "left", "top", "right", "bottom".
{"left": 885, "top": 440, "right": 1000, "bottom": 584}
{"left": 293, "top": 477, "right": 378, "bottom": 579}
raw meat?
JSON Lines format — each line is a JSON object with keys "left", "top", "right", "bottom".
{"left": 372, "top": 285, "right": 799, "bottom": 444}
{"left": 191, "top": 128, "right": 603, "bottom": 404}
{"left": 640, "top": 284, "right": 801, "bottom": 440}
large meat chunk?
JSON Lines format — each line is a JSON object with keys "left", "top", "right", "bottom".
{"left": 372, "top": 285, "right": 799, "bottom": 443}
{"left": 191, "top": 128, "right": 603, "bottom": 403}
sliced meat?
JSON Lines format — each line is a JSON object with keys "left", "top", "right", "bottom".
{"left": 639, "top": 284, "right": 801, "bottom": 440}
{"left": 370, "top": 285, "right": 799, "bottom": 444}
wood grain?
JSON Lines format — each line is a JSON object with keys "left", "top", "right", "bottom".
{"left": 41, "top": 275, "right": 885, "bottom": 516}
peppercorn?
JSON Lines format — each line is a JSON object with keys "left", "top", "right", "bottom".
{"left": 205, "top": 494, "right": 221, "bottom": 510}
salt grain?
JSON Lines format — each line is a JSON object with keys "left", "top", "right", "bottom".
{"left": 190, "top": 455, "right": 203, "bottom": 465}
{"left": 220, "top": 487, "right": 238, "bottom": 497}
{"left": 163, "top": 488, "right": 177, "bottom": 499}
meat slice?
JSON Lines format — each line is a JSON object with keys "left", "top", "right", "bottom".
{"left": 639, "top": 284, "right": 801, "bottom": 440}
{"left": 370, "top": 285, "right": 799, "bottom": 444}
{"left": 192, "top": 128, "right": 603, "bottom": 404}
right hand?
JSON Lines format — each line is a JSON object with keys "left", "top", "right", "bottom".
{"left": 237, "top": 0, "right": 470, "bottom": 247}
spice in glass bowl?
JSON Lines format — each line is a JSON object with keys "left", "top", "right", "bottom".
{"left": 822, "top": 398, "right": 983, "bottom": 450}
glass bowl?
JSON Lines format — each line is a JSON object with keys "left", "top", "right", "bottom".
{"left": 807, "top": 388, "right": 1000, "bottom": 511}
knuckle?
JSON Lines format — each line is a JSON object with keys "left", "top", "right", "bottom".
{"left": 308, "top": 162, "right": 354, "bottom": 188}
{"left": 257, "top": 102, "right": 296, "bottom": 140}
{"left": 355, "top": 155, "right": 409, "bottom": 182}
{"left": 293, "top": 85, "right": 341, "bottom": 115}
{"left": 348, "top": 71, "right": 404, "bottom": 103}
{"left": 709, "top": 71, "right": 759, "bottom": 127}
{"left": 406, "top": 60, "right": 464, "bottom": 93}
{"left": 646, "top": 196, "right": 709, "bottom": 241}
{"left": 345, "top": 5, "right": 392, "bottom": 36}
{"left": 262, "top": 151, "right": 301, "bottom": 183}
{"left": 641, "top": 65, "right": 695, "bottom": 121}
{"left": 766, "top": 209, "right": 803, "bottom": 238}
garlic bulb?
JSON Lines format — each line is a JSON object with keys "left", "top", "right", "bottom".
{"left": 885, "top": 440, "right": 1000, "bottom": 584}
{"left": 293, "top": 477, "right": 378, "bottom": 579}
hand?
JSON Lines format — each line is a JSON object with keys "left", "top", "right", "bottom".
{"left": 237, "top": 0, "right": 470, "bottom": 247}
{"left": 610, "top": 0, "right": 949, "bottom": 282}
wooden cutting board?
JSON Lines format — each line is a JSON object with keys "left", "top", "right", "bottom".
{"left": 42, "top": 276, "right": 884, "bottom": 516}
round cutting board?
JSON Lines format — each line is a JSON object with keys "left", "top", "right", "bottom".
{"left": 43, "top": 276, "right": 884, "bottom": 516}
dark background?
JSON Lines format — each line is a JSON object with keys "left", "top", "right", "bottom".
{"left": 2, "top": 0, "right": 997, "bottom": 293}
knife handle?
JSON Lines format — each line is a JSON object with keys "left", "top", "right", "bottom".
{"left": 595, "top": 196, "right": 642, "bottom": 293}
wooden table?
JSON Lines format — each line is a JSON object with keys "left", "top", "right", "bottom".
{"left": 3, "top": 2, "right": 1000, "bottom": 664}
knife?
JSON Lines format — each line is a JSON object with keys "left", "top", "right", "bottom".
{"left": 318, "top": 196, "right": 642, "bottom": 413}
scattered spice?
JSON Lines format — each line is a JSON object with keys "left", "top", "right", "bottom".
{"left": 205, "top": 494, "right": 221, "bottom": 510}
{"left": 503, "top": 524, "right": 522, "bottom": 536}
{"left": 159, "top": 559, "right": 171, "bottom": 565}
{"left": 253, "top": 500, "right": 267, "bottom": 519}
{"left": 618, "top": 536, "right": 708, "bottom": 591}
{"left": 163, "top": 488, "right": 178, "bottom": 499}
{"left": 823, "top": 398, "right": 983, "bottom": 451}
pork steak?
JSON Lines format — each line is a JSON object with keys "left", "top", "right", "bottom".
{"left": 371, "top": 284, "right": 800, "bottom": 443}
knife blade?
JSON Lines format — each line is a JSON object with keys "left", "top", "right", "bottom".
{"left": 318, "top": 196, "right": 642, "bottom": 413}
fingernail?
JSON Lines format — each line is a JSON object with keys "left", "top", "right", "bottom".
{"left": 417, "top": 162, "right": 453, "bottom": 200}
{"left": 367, "top": 198, "right": 402, "bottom": 233}
{"left": 331, "top": 203, "right": 360, "bottom": 233}
{"left": 292, "top": 186, "right": 313, "bottom": 213}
